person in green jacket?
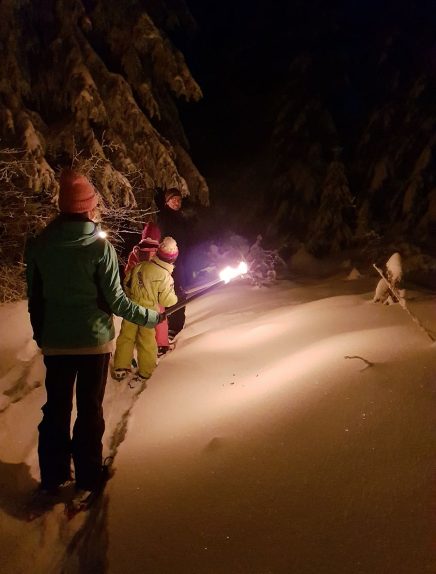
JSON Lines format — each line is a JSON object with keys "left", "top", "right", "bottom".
{"left": 25, "top": 169, "right": 162, "bottom": 506}
{"left": 113, "top": 236, "right": 178, "bottom": 380}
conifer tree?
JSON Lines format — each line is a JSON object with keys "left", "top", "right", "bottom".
{"left": 0, "top": 0, "right": 208, "bottom": 280}
{"left": 0, "top": 0, "right": 208, "bottom": 212}
{"left": 268, "top": 54, "right": 338, "bottom": 242}
{"left": 308, "top": 152, "right": 354, "bottom": 255}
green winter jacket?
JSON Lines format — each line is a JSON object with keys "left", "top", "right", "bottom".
{"left": 125, "top": 256, "right": 178, "bottom": 310}
{"left": 25, "top": 215, "right": 159, "bottom": 349}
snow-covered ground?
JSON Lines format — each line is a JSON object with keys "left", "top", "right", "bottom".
{"left": 0, "top": 274, "right": 435, "bottom": 574}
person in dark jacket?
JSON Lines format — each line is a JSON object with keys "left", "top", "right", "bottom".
{"left": 156, "top": 188, "right": 195, "bottom": 340}
{"left": 25, "top": 169, "right": 161, "bottom": 508}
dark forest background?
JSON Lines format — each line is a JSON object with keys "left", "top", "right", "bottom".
{"left": 179, "top": 0, "right": 436, "bottom": 260}
{"left": 1, "top": 0, "right": 436, "bottom": 298}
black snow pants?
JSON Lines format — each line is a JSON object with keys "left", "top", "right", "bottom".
{"left": 167, "top": 270, "right": 186, "bottom": 340}
{"left": 38, "top": 353, "right": 110, "bottom": 490}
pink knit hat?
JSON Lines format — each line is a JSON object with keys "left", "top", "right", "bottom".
{"left": 157, "top": 236, "right": 178, "bottom": 263}
{"left": 141, "top": 221, "right": 161, "bottom": 243}
{"left": 58, "top": 169, "right": 98, "bottom": 213}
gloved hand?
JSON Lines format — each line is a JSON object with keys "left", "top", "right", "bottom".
{"left": 145, "top": 309, "right": 160, "bottom": 328}
{"left": 158, "top": 311, "right": 167, "bottom": 324}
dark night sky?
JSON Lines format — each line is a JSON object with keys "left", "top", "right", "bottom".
{"left": 172, "top": 0, "right": 381, "bottom": 205}
{"left": 174, "top": 0, "right": 435, "bottom": 173}
{"left": 176, "top": 1, "right": 370, "bottom": 174}
{"left": 168, "top": 0, "right": 436, "bottom": 241}
{"left": 170, "top": 0, "right": 376, "bottom": 222}
{"left": 175, "top": 1, "right": 296, "bottom": 169}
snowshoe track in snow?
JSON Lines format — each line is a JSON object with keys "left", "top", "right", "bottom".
{"left": 0, "top": 356, "right": 150, "bottom": 573}
{"left": 0, "top": 354, "right": 42, "bottom": 412}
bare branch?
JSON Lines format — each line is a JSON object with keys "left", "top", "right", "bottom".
{"left": 344, "top": 355, "right": 374, "bottom": 371}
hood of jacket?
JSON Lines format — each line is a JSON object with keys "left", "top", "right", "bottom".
{"left": 38, "top": 215, "right": 102, "bottom": 248}
{"left": 150, "top": 254, "right": 175, "bottom": 274}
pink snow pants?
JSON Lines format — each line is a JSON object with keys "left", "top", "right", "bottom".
{"left": 155, "top": 305, "right": 169, "bottom": 347}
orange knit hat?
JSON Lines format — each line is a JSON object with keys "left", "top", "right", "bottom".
{"left": 58, "top": 169, "right": 98, "bottom": 213}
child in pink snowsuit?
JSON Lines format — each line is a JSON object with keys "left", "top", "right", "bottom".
{"left": 124, "top": 222, "right": 171, "bottom": 354}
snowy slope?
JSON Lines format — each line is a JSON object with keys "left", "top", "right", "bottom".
{"left": 0, "top": 276, "right": 435, "bottom": 574}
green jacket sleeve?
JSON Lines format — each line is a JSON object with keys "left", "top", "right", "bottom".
{"left": 97, "top": 240, "right": 159, "bottom": 328}
{"left": 24, "top": 238, "right": 44, "bottom": 346}
{"left": 123, "top": 268, "right": 132, "bottom": 297}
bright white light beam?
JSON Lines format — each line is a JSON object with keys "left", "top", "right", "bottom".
{"left": 166, "top": 261, "right": 248, "bottom": 317}
{"left": 219, "top": 261, "right": 248, "bottom": 284}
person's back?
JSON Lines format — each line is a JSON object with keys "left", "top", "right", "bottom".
{"left": 114, "top": 237, "right": 178, "bottom": 380}
{"left": 127, "top": 258, "right": 177, "bottom": 310}
{"left": 25, "top": 169, "right": 160, "bottom": 517}
{"left": 29, "top": 216, "right": 116, "bottom": 349}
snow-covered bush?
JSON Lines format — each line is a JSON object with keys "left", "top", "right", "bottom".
{"left": 373, "top": 252, "right": 405, "bottom": 305}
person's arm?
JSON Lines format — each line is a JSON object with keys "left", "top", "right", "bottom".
{"left": 24, "top": 239, "right": 44, "bottom": 346}
{"left": 97, "top": 240, "right": 159, "bottom": 327}
{"left": 158, "top": 274, "right": 178, "bottom": 308}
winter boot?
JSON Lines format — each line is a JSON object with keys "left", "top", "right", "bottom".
{"left": 129, "top": 373, "right": 149, "bottom": 389}
{"left": 26, "top": 479, "right": 74, "bottom": 521}
{"left": 113, "top": 368, "right": 130, "bottom": 381}
{"left": 168, "top": 329, "right": 177, "bottom": 343}
{"left": 157, "top": 342, "right": 176, "bottom": 358}
{"left": 65, "top": 463, "right": 112, "bottom": 518}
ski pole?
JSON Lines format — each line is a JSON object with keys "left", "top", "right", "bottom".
{"left": 166, "top": 261, "right": 248, "bottom": 317}
{"left": 373, "top": 264, "right": 435, "bottom": 342}
{"left": 165, "top": 279, "right": 224, "bottom": 317}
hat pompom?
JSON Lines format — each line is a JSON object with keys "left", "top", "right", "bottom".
{"left": 157, "top": 236, "right": 178, "bottom": 263}
{"left": 58, "top": 169, "right": 98, "bottom": 213}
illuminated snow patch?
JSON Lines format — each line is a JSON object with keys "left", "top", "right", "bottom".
{"left": 187, "top": 322, "right": 290, "bottom": 352}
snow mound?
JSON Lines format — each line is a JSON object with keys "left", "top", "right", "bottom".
{"left": 346, "top": 267, "right": 362, "bottom": 280}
